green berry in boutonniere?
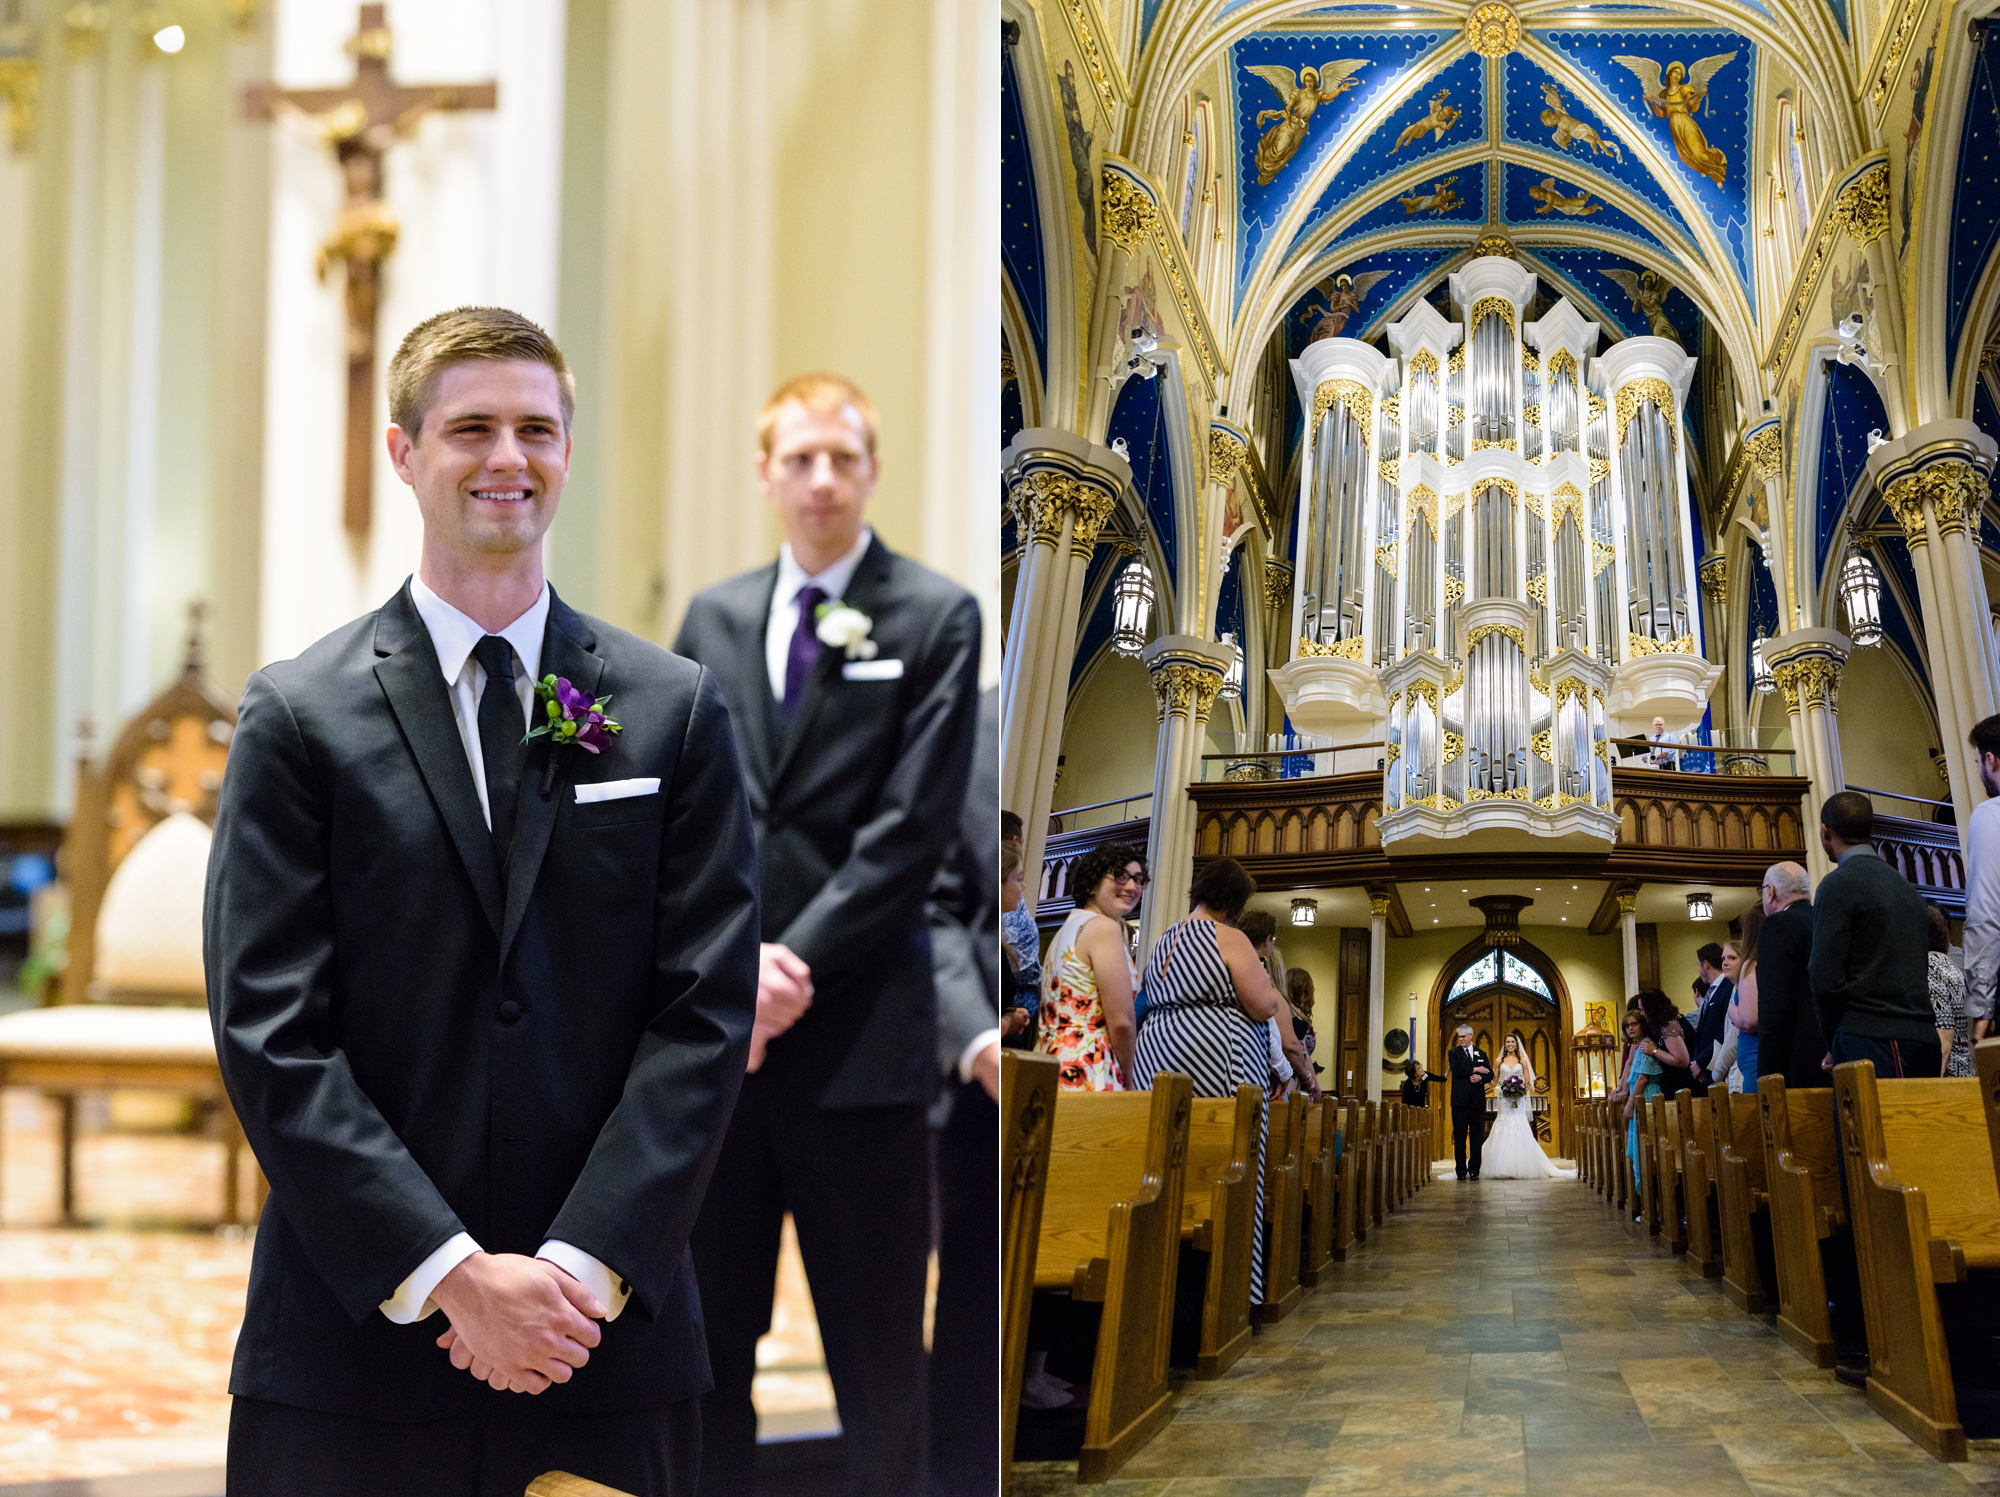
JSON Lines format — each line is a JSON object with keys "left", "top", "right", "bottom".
{"left": 815, "top": 602, "right": 878, "bottom": 660}
{"left": 525, "top": 675, "right": 622, "bottom": 754}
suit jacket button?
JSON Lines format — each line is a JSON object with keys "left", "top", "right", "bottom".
{"left": 499, "top": 1000, "right": 521, "bottom": 1022}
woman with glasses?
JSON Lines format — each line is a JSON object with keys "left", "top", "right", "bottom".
{"left": 1132, "top": 856, "right": 1293, "bottom": 1306}
{"left": 1036, "top": 842, "right": 1147, "bottom": 1090}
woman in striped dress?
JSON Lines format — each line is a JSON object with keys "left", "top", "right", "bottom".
{"left": 1133, "top": 857, "right": 1304, "bottom": 1307}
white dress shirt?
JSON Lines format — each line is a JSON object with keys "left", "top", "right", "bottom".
{"left": 380, "top": 576, "right": 630, "bottom": 1326}
{"left": 764, "top": 527, "right": 875, "bottom": 700}
{"left": 1966, "top": 797, "right": 2000, "bottom": 1023}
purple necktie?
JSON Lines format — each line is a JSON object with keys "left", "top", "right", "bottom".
{"left": 782, "top": 585, "right": 827, "bottom": 718}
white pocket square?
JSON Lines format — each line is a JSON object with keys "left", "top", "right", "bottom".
{"left": 842, "top": 659, "right": 904, "bottom": 681}
{"left": 574, "top": 778, "right": 661, "bottom": 804}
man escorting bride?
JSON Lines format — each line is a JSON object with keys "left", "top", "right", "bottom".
{"left": 1481, "top": 1033, "right": 1576, "bottom": 1181}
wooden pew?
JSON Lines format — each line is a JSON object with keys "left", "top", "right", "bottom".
{"left": 1714, "top": 1091, "right": 1771, "bottom": 1313}
{"left": 1631, "top": 1094, "right": 1655, "bottom": 1230}
{"left": 1576, "top": 1098, "right": 1593, "bottom": 1191}
{"left": 1179, "top": 1086, "right": 1260, "bottom": 1378}
{"left": 1367, "top": 1101, "right": 1387, "bottom": 1226}
{"left": 1830, "top": 1062, "right": 2000, "bottom": 1463}
{"left": 1758, "top": 1076, "right": 1841, "bottom": 1368}
{"left": 1679, "top": 1090, "right": 1724, "bottom": 1278}
{"left": 1650, "top": 1094, "right": 1686, "bottom": 1252}
{"left": 1349, "top": 1100, "right": 1374, "bottom": 1243}
{"left": 1033, "top": 1074, "right": 1194, "bottom": 1481}
{"left": 1973, "top": 1037, "right": 2000, "bottom": 1198}
{"left": 1002, "top": 1053, "right": 1060, "bottom": 1476}
{"left": 1381, "top": 1101, "right": 1400, "bottom": 1210}
{"left": 1298, "top": 1096, "right": 1336, "bottom": 1287}
{"left": 1332, "top": 1098, "right": 1360, "bottom": 1260}
{"left": 1612, "top": 1098, "right": 1633, "bottom": 1215}
{"left": 1257, "top": 1091, "right": 1306, "bottom": 1323}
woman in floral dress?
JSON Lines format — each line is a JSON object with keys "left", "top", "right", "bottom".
{"left": 1037, "top": 841, "right": 1146, "bottom": 1090}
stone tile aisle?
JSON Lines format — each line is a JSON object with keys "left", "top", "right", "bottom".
{"left": 1014, "top": 1170, "right": 2000, "bottom": 1496}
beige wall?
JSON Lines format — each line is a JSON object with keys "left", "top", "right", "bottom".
{"left": 1054, "top": 656, "right": 1160, "bottom": 820}
{"left": 1838, "top": 645, "right": 1948, "bottom": 814}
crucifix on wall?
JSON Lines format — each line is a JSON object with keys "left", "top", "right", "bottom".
{"left": 244, "top": 5, "right": 497, "bottom": 535}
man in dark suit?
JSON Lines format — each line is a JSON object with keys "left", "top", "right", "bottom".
{"left": 926, "top": 685, "right": 1001, "bottom": 1497}
{"left": 204, "top": 308, "right": 761, "bottom": 1496}
{"left": 672, "top": 373, "right": 981, "bottom": 1497}
{"left": 1446, "top": 1025, "right": 1493, "bottom": 1179}
{"left": 1688, "top": 943, "right": 1734, "bottom": 1094}
{"left": 1753, "top": 861, "right": 1822, "bottom": 1089}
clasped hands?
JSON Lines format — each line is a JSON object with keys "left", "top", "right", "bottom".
{"left": 432, "top": 1252, "right": 606, "bottom": 1395}
{"left": 749, "top": 943, "right": 814, "bottom": 1072}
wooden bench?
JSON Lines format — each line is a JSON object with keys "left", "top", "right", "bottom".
{"left": 1333, "top": 1098, "right": 1360, "bottom": 1259}
{"left": 1179, "top": 1086, "right": 1260, "bottom": 1378}
{"left": 1363, "top": 1101, "right": 1385, "bottom": 1226}
{"left": 0, "top": 1005, "right": 264, "bottom": 1227}
{"left": 1631, "top": 1093, "right": 1656, "bottom": 1230}
{"left": 1002, "top": 1052, "right": 1059, "bottom": 1475}
{"left": 1612, "top": 1097, "right": 1632, "bottom": 1214}
{"left": 1257, "top": 1091, "right": 1306, "bottom": 1323}
{"left": 1713, "top": 1091, "right": 1771, "bottom": 1312}
{"left": 1830, "top": 1062, "right": 2000, "bottom": 1463}
{"left": 1646, "top": 1094, "right": 1685, "bottom": 1249}
{"left": 1298, "top": 1096, "right": 1336, "bottom": 1287}
{"left": 1679, "top": 1090, "right": 1724, "bottom": 1278}
{"left": 1758, "top": 1075, "right": 1841, "bottom": 1367}
{"left": 1033, "top": 1073, "right": 1193, "bottom": 1482}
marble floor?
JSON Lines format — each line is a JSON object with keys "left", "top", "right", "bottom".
{"left": 1015, "top": 1163, "right": 2000, "bottom": 1497}
{"left": 0, "top": 1087, "right": 835, "bottom": 1484}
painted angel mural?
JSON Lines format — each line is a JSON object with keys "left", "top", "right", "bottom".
{"left": 1247, "top": 59, "right": 1371, "bottom": 185}
{"left": 1612, "top": 51, "right": 1736, "bottom": 187}
{"left": 1602, "top": 267, "right": 1681, "bottom": 344}
{"left": 1397, "top": 176, "right": 1462, "bottom": 215}
{"left": 1529, "top": 178, "right": 1601, "bottom": 216}
{"left": 1297, "top": 269, "right": 1394, "bottom": 341}
{"left": 1391, "top": 89, "right": 1461, "bottom": 153}
{"left": 1539, "top": 83, "right": 1622, "bottom": 163}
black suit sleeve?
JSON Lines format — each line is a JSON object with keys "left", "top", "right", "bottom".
{"left": 544, "top": 669, "right": 761, "bottom": 1319}
{"left": 206, "top": 671, "right": 465, "bottom": 1323}
{"left": 779, "top": 593, "right": 982, "bottom": 982}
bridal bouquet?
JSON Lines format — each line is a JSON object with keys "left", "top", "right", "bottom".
{"left": 1500, "top": 1074, "right": 1528, "bottom": 1110}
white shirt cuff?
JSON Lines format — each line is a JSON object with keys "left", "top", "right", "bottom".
{"left": 537, "top": 1239, "right": 631, "bottom": 1322}
{"left": 380, "top": 1231, "right": 480, "bottom": 1324}
{"left": 957, "top": 1028, "right": 1002, "bottom": 1084}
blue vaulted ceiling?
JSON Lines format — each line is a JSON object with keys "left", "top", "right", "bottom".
{"left": 1811, "top": 361, "right": 1889, "bottom": 575}
{"left": 1001, "top": 45, "right": 1048, "bottom": 377}
{"left": 1500, "top": 160, "right": 1679, "bottom": 260}
{"left": 1105, "top": 373, "right": 1180, "bottom": 589}
{"left": 1319, "top": 161, "right": 1489, "bottom": 257}
{"left": 1947, "top": 24, "right": 2000, "bottom": 385}
{"left": 1535, "top": 26, "right": 1757, "bottom": 306}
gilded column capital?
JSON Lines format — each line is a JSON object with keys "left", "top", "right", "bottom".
{"left": 1697, "top": 553, "right": 1728, "bottom": 603}
{"left": 1262, "top": 559, "right": 1295, "bottom": 611}
{"left": 1614, "top": 891, "right": 1638, "bottom": 916}
{"left": 1368, "top": 891, "right": 1394, "bottom": 919}
{"left": 1147, "top": 659, "right": 1227, "bottom": 724}
{"left": 0, "top": 56, "right": 37, "bottom": 150}
{"left": 1744, "top": 423, "right": 1784, "bottom": 482}
{"left": 1882, "top": 475, "right": 1929, "bottom": 545}
{"left": 1771, "top": 656, "right": 1842, "bottom": 714}
{"left": 1832, "top": 162, "right": 1891, "bottom": 247}
{"left": 1100, "top": 168, "right": 1160, "bottom": 253}
{"left": 1006, "top": 469, "right": 1120, "bottom": 556}
{"left": 1207, "top": 427, "right": 1248, "bottom": 485}
{"left": 1913, "top": 458, "right": 1987, "bottom": 537}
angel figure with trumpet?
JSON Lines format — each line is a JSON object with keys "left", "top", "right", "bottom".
{"left": 1612, "top": 51, "right": 1737, "bottom": 186}
{"left": 1297, "top": 269, "right": 1394, "bottom": 342}
{"left": 1602, "top": 267, "right": 1681, "bottom": 344}
{"left": 1392, "top": 88, "right": 1461, "bottom": 153}
{"left": 1247, "top": 58, "right": 1371, "bottom": 185}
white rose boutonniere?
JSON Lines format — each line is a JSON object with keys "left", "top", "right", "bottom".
{"left": 815, "top": 602, "right": 879, "bottom": 660}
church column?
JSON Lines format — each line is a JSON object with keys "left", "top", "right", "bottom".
{"left": 1365, "top": 888, "right": 1390, "bottom": 1104}
{"left": 1000, "top": 432, "right": 1127, "bottom": 884}
{"left": 1137, "top": 636, "right": 1229, "bottom": 958}
{"left": 1766, "top": 631, "right": 1850, "bottom": 885}
{"left": 1617, "top": 890, "right": 1640, "bottom": 1000}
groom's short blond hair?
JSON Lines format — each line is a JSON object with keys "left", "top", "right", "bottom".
{"left": 759, "top": 372, "right": 879, "bottom": 457}
{"left": 387, "top": 306, "right": 575, "bottom": 440}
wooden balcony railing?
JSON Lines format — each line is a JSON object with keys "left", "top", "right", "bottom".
{"left": 1036, "top": 816, "right": 1150, "bottom": 926}
{"left": 1872, "top": 812, "right": 1967, "bottom": 914}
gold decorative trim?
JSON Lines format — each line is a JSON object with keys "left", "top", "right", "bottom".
{"left": 1592, "top": 539, "right": 1617, "bottom": 576}
{"left": 1449, "top": 345, "right": 1466, "bottom": 373}
{"left": 1550, "top": 483, "right": 1585, "bottom": 533}
{"left": 0, "top": 57, "right": 36, "bottom": 150}
{"left": 1382, "top": 392, "right": 1402, "bottom": 425}
{"left": 1407, "top": 484, "right": 1439, "bottom": 539}
{"left": 1698, "top": 555, "right": 1729, "bottom": 602}
{"left": 1526, "top": 573, "right": 1549, "bottom": 605}
{"left": 1263, "top": 560, "right": 1294, "bottom": 611}
{"left": 1587, "top": 391, "right": 1606, "bottom": 421}
{"left": 1376, "top": 540, "right": 1400, "bottom": 578}
{"left": 1744, "top": 424, "right": 1784, "bottom": 482}
{"left": 1379, "top": 457, "right": 1401, "bottom": 486}
{"left": 1615, "top": 378, "right": 1676, "bottom": 448}
{"left": 1407, "top": 678, "right": 1441, "bottom": 711}
{"left": 1443, "top": 730, "right": 1463, "bottom": 764}
{"left": 1869, "top": 3, "right": 1923, "bottom": 112}
{"left": 1522, "top": 349, "right": 1541, "bottom": 373}
{"left": 1768, "top": 160, "right": 1889, "bottom": 373}
{"left": 1884, "top": 459, "right": 1989, "bottom": 541}
{"left": 1408, "top": 349, "right": 1439, "bottom": 380}
{"left": 1148, "top": 660, "right": 1227, "bottom": 723}
{"left": 1531, "top": 729, "right": 1552, "bottom": 762}
{"left": 1312, "top": 379, "right": 1375, "bottom": 445}
{"left": 1444, "top": 488, "right": 1467, "bottom": 520}
{"left": 1099, "top": 166, "right": 1222, "bottom": 382}
{"left": 1466, "top": 2, "right": 1521, "bottom": 58}
{"left": 1473, "top": 437, "right": 1518, "bottom": 453}
{"left": 1627, "top": 632, "right": 1696, "bottom": 656}
{"left": 1466, "top": 623, "right": 1528, "bottom": 654}
{"left": 1443, "top": 574, "right": 1465, "bottom": 609}
{"left": 1007, "top": 470, "right": 1118, "bottom": 555}
{"left": 1522, "top": 403, "right": 1542, "bottom": 429}
{"left": 1468, "top": 786, "right": 1534, "bottom": 802}
{"left": 1298, "top": 635, "right": 1367, "bottom": 660}
{"left": 1066, "top": 0, "right": 1123, "bottom": 112}
{"left": 1470, "top": 296, "right": 1517, "bottom": 337}
{"left": 1590, "top": 457, "right": 1611, "bottom": 484}
{"left": 1772, "top": 656, "right": 1842, "bottom": 713}
{"left": 1207, "top": 428, "right": 1248, "bottom": 485}
{"left": 1548, "top": 348, "right": 1578, "bottom": 380}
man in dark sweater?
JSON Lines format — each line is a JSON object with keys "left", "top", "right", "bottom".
{"left": 1753, "top": 861, "right": 1823, "bottom": 1089}
{"left": 1806, "top": 791, "right": 1937, "bottom": 1388}
{"left": 1808, "top": 791, "right": 1939, "bottom": 1078}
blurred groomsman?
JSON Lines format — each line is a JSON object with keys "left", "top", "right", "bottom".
{"left": 673, "top": 374, "right": 981, "bottom": 1497}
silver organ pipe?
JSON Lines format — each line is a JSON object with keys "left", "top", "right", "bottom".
{"left": 1471, "top": 312, "right": 1513, "bottom": 445}
{"left": 1623, "top": 400, "right": 1687, "bottom": 644}
{"left": 1522, "top": 353, "right": 1543, "bottom": 464}
{"left": 1409, "top": 360, "right": 1438, "bottom": 454}
{"left": 1303, "top": 404, "right": 1370, "bottom": 645}
{"left": 1550, "top": 361, "right": 1580, "bottom": 453}
{"left": 1445, "top": 352, "right": 1464, "bottom": 463}
{"left": 1587, "top": 376, "right": 1617, "bottom": 664}
{"left": 1554, "top": 504, "right": 1586, "bottom": 642}
{"left": 1408, "top": 500, "right": 1437, "bottom": 643}
{"left": 1472, "top": 485, "right": 1516, "bottom": 601}
{"left": 1444, "top": 505, "right": 1464, "bottom": 635}
{"left": 1376, "top": 379, "right": 1402, "bottom": 666}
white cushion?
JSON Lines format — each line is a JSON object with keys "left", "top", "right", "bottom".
{"left": 95, "top": 812, "right": 210, "bottom": 995}
{"left": 0, "top": 1004, "right": 218, "bottom": 1065}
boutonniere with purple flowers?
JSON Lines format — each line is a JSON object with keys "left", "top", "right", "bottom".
{"left": 525, "top": 675, "right": 622, "bottom": 754}
{"left": 815, "top": 601, "right": 878, "bottom": 660}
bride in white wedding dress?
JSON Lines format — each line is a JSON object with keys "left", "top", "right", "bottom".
{"left": 1482, "top": 1033, "right": 1576, "bottom": 1180}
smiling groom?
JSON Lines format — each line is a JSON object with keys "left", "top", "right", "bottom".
{"left": 205, "top": 308, "right": 760, "bottom": 1496}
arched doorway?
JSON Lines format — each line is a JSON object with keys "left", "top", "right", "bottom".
{"left": 1426, "top": 936, "right": 1574, "bottom": 1160}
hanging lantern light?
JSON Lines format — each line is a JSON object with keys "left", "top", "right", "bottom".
{"left": 1291, "top": 897, "right": 1318, "bottom": 926}
{"left": 1687, "top": 891, "right": 1713, "bottom": 922}
{"left": 1838, "top": 551, "right": 1883, "bottom": 648}
{"left": 1110, "top": 558, "right": 1154, "bottom": 657}
{"left": 1751, "top": 632, "right": 1776, "bottom": 696}
{"left": 1221, "top": 632, "right": 1243, "bottom": 701}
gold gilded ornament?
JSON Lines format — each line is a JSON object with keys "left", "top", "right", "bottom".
{"left": 1466, "top": 2, "right": 1520, "bottom": 57}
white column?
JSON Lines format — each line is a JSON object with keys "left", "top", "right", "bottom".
{"left": 1618, "top": 891, "right": 1639, "bottom": 999}
{"left": 1767, "top": 629, "right": 1851, "bottom": 885}
{"left": 1137, "top": 637, "right": 1230, "bottom": 957}
{"left": 1366, "top": 890, "right": 1389, "bottom": 1103}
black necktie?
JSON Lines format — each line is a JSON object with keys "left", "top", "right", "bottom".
{"left": 473, "top": 635, "right": 525, "bottom": 865}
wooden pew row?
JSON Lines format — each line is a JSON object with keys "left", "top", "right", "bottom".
{"left": 1031, "top": 1073, "right": 1195, "bottom": 1482}
{"left": 1649, "top": 1094, "right": 1686, "bottom": 1254}
{"left": 1680, "top": 1089, "right": 1724, "bottom": 1278}
{"left": 1258, "top": 1092, "right": 1306, "bottom": 1323}
{"left": 1713, "top": 1091, "right": 1771, "bottom": 1313}
{"left": 1831, "top": 1062, "right": 2000, "bottom": 1464}
{"left": 1002, "top": 1052, "right": 1060, "bottom": 1478}
{"left": 1299, "top": 1096, "right": 1336, "bottom": 1288}
{"left": 1180, "top": 1086, "right": 1261, "bottom": 1378}
{"left": 1333, "top": 1098, "right": 1361, "bottom": 1259}
{"left": 1759, "top": 1076, "right": 1842, "bottom": 1368}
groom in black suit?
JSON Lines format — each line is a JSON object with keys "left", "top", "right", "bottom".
{"left": 205, "top": 309, "right": 761, "bottom": 1495}
{"left": 1447, "top": 1025, "right": 1494, "bottom": 1179}
{"left": 672, "top": 373, "right": 981, "bottom": 1497}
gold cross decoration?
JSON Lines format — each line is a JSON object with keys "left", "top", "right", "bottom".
{"left": 243, "top": 5, "right": 497, "bottom": 535}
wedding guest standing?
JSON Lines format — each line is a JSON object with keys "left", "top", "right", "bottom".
{"left": 1965, "top": 716, "right": 2000, "bottom": 1040}
{"left": 1037, "top": 842, "right": 1146, "bottom": 1090}
{"left": 673, "top": 372, "right": 980, "bottom": 1497}
{"left": 1133, "top": 857, "right": 1297, "bottom": 1304}
{"left": 1926, "top": 903, "right": 1973, "bottom": 1078}
{"left": 1754, "top": 863, "right": 1822, "bottom": 1088}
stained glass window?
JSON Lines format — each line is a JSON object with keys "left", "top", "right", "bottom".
{"left": 1444, "top": 948, "right": 1554, "bottom": 1003}
{"left": 1447, "top": 951, "right": 1498, "bottom": 1000}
